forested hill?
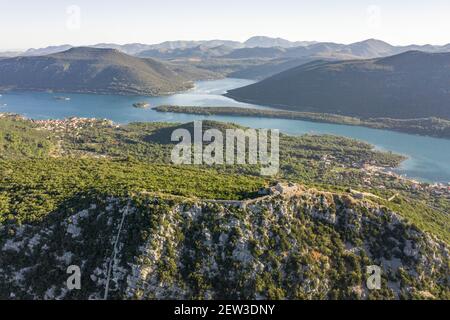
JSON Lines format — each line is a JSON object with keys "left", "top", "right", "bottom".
{"left": 226, "top": 51, "right": 450, "bottom": 119}
{"left": 1, "top": 183, "right": 449, "bottom": 299}
{"left": 0, "top": 47, "right": 206, "bottom": 96}
{"left": 0, "top": 114, "right": 448, "bottom": 299}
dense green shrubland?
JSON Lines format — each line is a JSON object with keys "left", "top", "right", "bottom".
{"left": 0, "top": 115, "right": 448, "bottom": 243}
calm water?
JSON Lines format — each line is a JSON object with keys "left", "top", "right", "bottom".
{"left": 1, "top": 78, "right": 449, "bottom": 183}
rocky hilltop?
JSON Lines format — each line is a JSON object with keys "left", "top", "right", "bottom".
{"left": 1, "top": 183, "right": 448, "bottom": 300}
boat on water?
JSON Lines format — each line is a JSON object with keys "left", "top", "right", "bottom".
{"left": 54, "top": 96, "right": 71, "bottom": 101}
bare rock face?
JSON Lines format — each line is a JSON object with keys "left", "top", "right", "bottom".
{"left": 1, "top": 185, "right": 448, "bottom": 300}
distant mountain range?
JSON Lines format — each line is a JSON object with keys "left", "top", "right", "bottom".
{"left": 22, "top": 45, "right": 74, "bottom": 56}
{"left": 7, "top": 40, "right": 244, "bottom": 57}
{"left": 222, "top": 46, "right": 287, "bottom": 59}
{"left": 4, "top": 37, "right": 450, "bottom": 60}
{"left": 140, "top": 39, "right": 450, "bottom": 61}
{"left": 3, "top": 37, "right": 450, "bottom": 83}
{"left": 137, "top": 38, "right": 450, "bottom": 80}
{"left": 284, "top": 39, "right": 450, "bottom": 59}
{"left": 226, "top": 51, "right": 450, "bottom": 119}
{"left": 244, "top": 36, "right": 316, "bottom": 48}
{"left": 0, "top": 47, "right": 211, "bottom": 96}
{"left": 138, "top": 44, "right": 235, "bottom": 60}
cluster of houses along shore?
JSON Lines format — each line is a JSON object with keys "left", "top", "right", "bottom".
{"left": 33, "top": 117, "right": 117, "bottom": 133}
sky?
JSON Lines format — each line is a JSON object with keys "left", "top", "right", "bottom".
{"left": 0, "top": 0, "right": 449, "bottom": 50}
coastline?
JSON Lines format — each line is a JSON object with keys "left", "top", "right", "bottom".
{"left": 5, "top": 111, "right": 450, "bottom": 186}
{"left": 154, "top": 105, "right": 450, "bottom": 140}
{"left": 0, "top": 83, "right": 195, "bottom": 98}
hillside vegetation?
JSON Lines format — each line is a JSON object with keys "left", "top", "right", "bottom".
{"left": 0, "top": 114, "right": 448, "bottom": 299}
{"left": 1, "top": 185, "right": 448, "bottom": 299}
{"left": 226, "top": 51, "right": 450, "bottom": 119}
{"left": 0, "top": 47, "right": 211, "bottom": 96}
{"left": 154, "top": 106, "right": 450, "bottom": 139}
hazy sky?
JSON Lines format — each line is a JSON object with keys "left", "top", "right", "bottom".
{"left": 1, "top": 0, "right": 449, "bottom": 50}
